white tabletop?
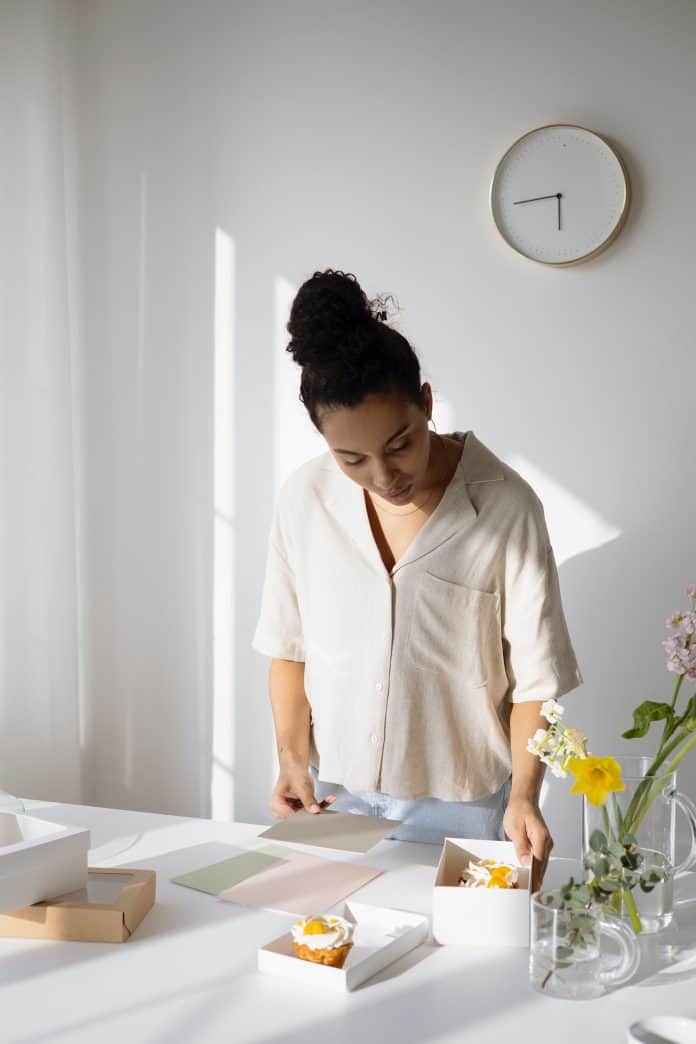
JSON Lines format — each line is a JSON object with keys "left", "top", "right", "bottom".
{"left": 2, "top": 799, "right": 696, "bottom": 1044}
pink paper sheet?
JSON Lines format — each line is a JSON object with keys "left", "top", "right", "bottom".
{"left": 217, "top": 849, "right": 382, "bottom": 915}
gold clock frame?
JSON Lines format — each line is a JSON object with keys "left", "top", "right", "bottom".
{"left": 489, "top": 123, "right": 632, "bottom": 267}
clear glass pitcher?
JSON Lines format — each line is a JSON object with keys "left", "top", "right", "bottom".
{"left": 530, "top": 888, "right": 640, "bottom": 999}
{"left": 582, "top": 754, "right": 696, "bottom": 932}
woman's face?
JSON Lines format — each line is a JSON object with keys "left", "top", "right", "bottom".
{"left": 319, "top": 387, "right": 433, "bottom": 505}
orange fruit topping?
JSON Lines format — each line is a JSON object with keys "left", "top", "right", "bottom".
{"left": 303, "top": 918, "right": 328, "bottom": 935}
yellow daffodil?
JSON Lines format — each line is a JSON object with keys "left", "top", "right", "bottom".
{"left": 567, "top": 755, "right": 625, "bottom": 806}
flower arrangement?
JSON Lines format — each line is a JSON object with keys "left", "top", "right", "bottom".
{"left": 528, "top": 699, "right": 662, "bottom": 938}
{"left": 528, "top": 585, "right": 696, "bottom": 989}
{"left": 619, "top": 585, "right": 696, "bottom": 835}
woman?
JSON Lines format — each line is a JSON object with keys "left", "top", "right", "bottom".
{"left": 252, "top": 269, "right": 583, "bottom": 884}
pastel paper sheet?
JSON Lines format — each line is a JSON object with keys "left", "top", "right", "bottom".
{"left": 217, "top": 845, "right": 383, "bottom": 915}
{"left": 171, "top": 849, "right": 285, "bottom": 895}
{"left": 256, "top": 807, "right": 401, "bottom": 853}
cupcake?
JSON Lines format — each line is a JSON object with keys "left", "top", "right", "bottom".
{"left": 290, "top": 914, "right": 355, "bottom": 967}
{"left": 458, "top": 857, "right": 518, "bottom": 889}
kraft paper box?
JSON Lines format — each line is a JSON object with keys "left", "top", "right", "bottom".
{"left": 0, "top": 867, "right": 156, "bottom": 942}
{"left": 432, "top": 837, "right": 530, "bottom": 947}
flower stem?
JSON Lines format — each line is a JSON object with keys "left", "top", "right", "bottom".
{"left": 625, "top": 734, "right": 696, "bottom": 837}
{"left": 622, "top": 727, "right": 690, "bottom": 835}
{"left": 622, "top": 888, "right": 642, "bottom": 934}
{"left": 670, "top": 672, "right": 685, "bottom": 713}
{"left": 662, "top": 730, "right": 696, "bottom": 776}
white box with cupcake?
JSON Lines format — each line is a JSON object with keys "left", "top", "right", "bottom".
{"left": 432, "top": 837, "right": 530, "bottom": 947}
{"left": 257, "top": 901, "right": 430, "bottom": 991}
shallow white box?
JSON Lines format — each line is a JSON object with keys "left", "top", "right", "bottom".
{"left": 258, "top": 900, "right": 430, "bottom": 992}
{"left": 0, "top": 812, "right": 90, "bottom": 914}
{"left": 433, "top": 837, "right": 530, "bottom": 947}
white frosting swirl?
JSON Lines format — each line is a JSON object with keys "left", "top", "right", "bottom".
{"left": 291, "top": 915, "right": 355, "bottom": 951}
{"left": 458, "top": 858, "right": 518, "bottom": 889}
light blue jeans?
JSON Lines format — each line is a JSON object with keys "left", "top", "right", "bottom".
{"left": 309, "top": 764, "right": 512, "bottom": 845}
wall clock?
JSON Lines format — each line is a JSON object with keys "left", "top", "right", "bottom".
{"left": 490, "top": 124, "right": 631, "bottom": 266}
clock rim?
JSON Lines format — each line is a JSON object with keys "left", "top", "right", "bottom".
{"left": 489, "top": 122, "right": 632, "bottom": 267}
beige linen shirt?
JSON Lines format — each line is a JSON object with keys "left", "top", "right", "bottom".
{"left": 252, "top": 430, "right": 583, "bottom": 802}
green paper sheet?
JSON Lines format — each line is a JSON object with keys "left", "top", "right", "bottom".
{"left": 171, "top": 849, "right": 285, "bottom": 895}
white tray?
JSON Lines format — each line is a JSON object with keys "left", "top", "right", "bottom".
{"left": 258, "top": 900, "right": 430, "bottom": 992}
{"left": 0, "top": 812, "right": 90, "bottom": 914}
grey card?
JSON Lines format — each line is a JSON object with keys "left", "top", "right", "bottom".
{"left": 256, "top": 808, "right": 401, "bottom": 853}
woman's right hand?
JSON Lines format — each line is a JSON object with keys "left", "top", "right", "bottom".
{"left": 269, "top": 761, "right": 336, "bottom": 819}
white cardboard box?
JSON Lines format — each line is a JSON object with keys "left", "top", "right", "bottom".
{"left": 432, "top": 837, "right": 530, "bottom": 947}
{"left": 0, "top": 812, "right": 90, "bottom": 914}
{"left": 258, "top": 900, "right": 430, "bottom": 992}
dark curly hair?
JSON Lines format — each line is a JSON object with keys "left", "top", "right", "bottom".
{"left": 286, "top": 269, "right": 425, "bottom": 430}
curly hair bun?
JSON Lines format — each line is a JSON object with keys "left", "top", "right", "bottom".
{"left": 286, "top": 269, "right": 373, "bottom": 368}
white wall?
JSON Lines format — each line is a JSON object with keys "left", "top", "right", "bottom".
{"left": 73, "top": 0, "right": 695, "bottom": 854}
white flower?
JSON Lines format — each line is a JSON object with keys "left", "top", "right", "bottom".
{"left": 541, "top": 699, "right": 564, "bottom": 724}
{"left": 549, "top": 761, "right": 567, "bottom": 779}
{"left": 563, "top": 727, "right": 588, "bottom": 759}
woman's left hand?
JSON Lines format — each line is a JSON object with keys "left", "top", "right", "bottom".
{"left": 503, "top": 797, "right": 553, "bottom": 892}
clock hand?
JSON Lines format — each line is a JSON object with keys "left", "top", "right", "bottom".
{"left": 557, "top": 192, "right": 561, "bottom": 231}
{"left": 512, "top": 193, "right": 559, "bottom": 205}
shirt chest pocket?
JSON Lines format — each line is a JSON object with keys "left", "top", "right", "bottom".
{"left": 406, "top": 572, "right": 498, "bottom": 688}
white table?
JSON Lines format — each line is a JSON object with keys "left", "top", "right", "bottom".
{"left": 2, "top": 799, "right": 696, "bottom": 1044}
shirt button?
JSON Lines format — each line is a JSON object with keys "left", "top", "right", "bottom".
{"left": 375, "top": 682, "right": 383, "bottom": 692}
{"left": 370, "top": 734, "right": 378, "bottom": 744}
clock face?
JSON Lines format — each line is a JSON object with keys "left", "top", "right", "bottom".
{"left": 490, "top": 125, "right": 630, "bottom": 265}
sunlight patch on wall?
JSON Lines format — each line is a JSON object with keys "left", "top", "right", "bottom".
{"left": 503, "top": 454, "right": 621, "bottom": 566}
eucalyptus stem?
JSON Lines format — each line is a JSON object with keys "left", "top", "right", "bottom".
{"left": 599, "top": 802, "right": 644, "bottom": 931}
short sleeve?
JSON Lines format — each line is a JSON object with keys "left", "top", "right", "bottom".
{"left": 251, "top": 501, "right": 305, "bottom": 661}
{"left": 502, "top": 504, "right": 583, "bottom": 704}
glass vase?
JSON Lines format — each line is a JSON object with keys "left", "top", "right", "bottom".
{"left": 582, "top": 754, "right": 696, "bottom": 932}
{"left": 530, "top": 888, "right": 640, "bottom": 999}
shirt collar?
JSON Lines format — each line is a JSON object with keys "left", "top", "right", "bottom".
{"left": 320, "top": 430, "right": 505, "bottom": 577}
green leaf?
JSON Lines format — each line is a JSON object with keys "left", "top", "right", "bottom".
{"left": 679, "top": 694, "right": 696, "bottom": 732}
{"left": 555, "top": 945, "right": 575, "bottom": 960}
{"left": 592, "top": 857, "right": 609, "bottom": 877}
{"left": 590, "top": 829, "right": 607, "bottom": 852}
{"left": 622, "top": 700, "right": 674, "bottom": 739}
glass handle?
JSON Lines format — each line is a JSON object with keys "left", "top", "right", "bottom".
{"left": 673, "top": 789, "right": 696, "bottom": 877}
{"left": 0, "top": 790, "right": 25, "bottom": 813}
{"left": 598, "top": 917, "right": 640, "bottom": 986}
